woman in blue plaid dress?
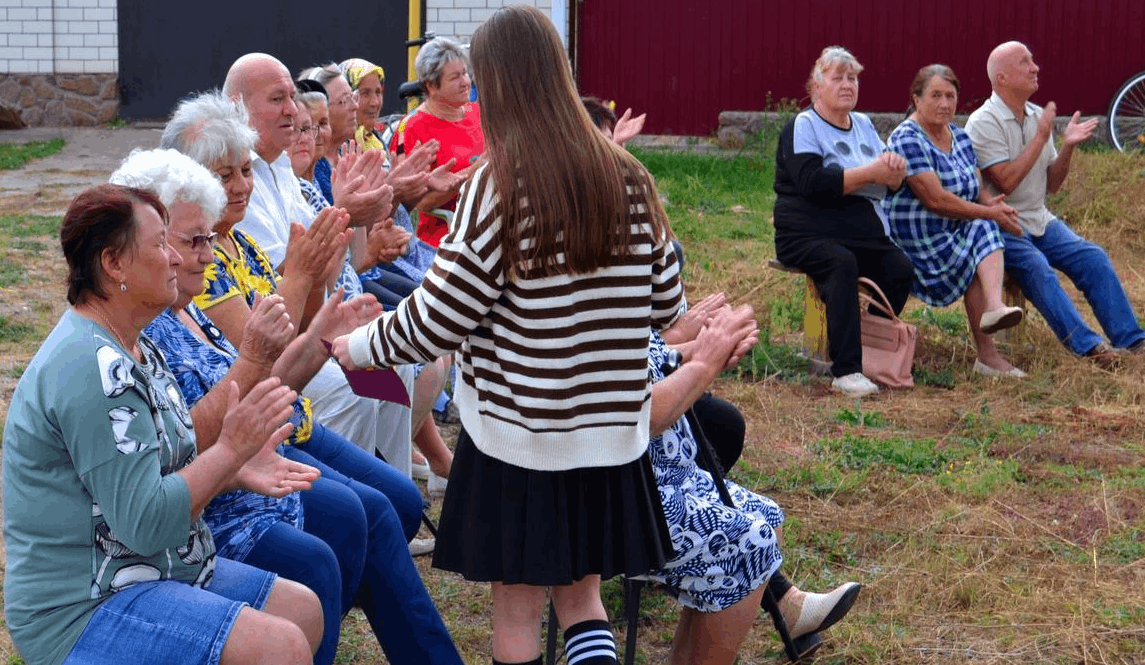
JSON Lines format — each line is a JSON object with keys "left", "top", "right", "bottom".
{"left": 886, "top": 65, "right": 1027, "bottom": 377}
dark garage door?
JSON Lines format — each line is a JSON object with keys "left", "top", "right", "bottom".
{"left": 118, "top": 0, "right": 410, "bottom": 121}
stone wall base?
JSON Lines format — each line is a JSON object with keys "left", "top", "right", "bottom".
{"left": 0, "top": 74, "right": 118, "bottom": 128}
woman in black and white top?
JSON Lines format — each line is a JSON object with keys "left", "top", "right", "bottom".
{"left": 333, "top": 6, "right": 683, "bottom": 665}
{"left": 773, "top": 46, "right": 915, "bottom": 398}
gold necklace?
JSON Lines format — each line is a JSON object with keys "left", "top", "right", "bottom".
{"left": 84, "top": 305, "right": 137, "bottom": 356}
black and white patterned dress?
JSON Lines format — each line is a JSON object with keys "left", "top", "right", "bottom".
{"left": 641, "top": 332, "right": 785, "bottom": 612}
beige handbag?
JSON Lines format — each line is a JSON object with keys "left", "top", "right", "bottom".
{"left": 857, "top": 277, "right": 917, "bottom": 388}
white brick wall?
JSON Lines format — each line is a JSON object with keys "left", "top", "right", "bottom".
{"left": 426, "top": 0, "right": 567, "bottom": 47}
{"left": 0, "top": 0, "right": 117, "bottom": 74}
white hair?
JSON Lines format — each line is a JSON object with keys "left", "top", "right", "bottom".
{"left": 109, "top": 149, "right": 226, "bottom": 223}
{"left": 160, "top": 90, "right": 258, "bottom": 170}
{"left": 807, "top": 45, "right": 864, "bottom": 98}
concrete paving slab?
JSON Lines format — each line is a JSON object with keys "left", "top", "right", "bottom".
{"left": 0, "top": 128, "right": 162, "bottom": 214}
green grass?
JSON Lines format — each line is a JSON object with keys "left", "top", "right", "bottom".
{"left": 0, "top": 138, "right": 65, "bottom": 170}
{"left": 822, "top": 433, "right": 951, "bottom": 474}
{"left": 0, "top": 215, "right": 62, "bottom": 238}
{"left": 631, "top": 148, "right": 776, "bottom": 243}
{"left": 0, "top": 317, "right": 36, "bottom": 343}
{"left": 0, "top": 259, "right": 26, "bottom": 287}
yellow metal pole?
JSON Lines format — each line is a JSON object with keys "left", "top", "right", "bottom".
{"left": 407, "top": 0, "right": 421, "bottom": 112}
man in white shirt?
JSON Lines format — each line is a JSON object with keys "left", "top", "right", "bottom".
{"left": 222, "top": 52, "right": 418, "bottom": 475}
{"left": 965, "top": 41, "right": 1145, "bottom": 368}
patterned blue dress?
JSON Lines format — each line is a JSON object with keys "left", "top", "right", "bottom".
{"left": 144, "top": 305, "right": 303, "bottom": 562}
{"left": 640, "top": 333, "right": 784, "bottom": 612}
{"left": 885, "top": 120, "right": 1004, "bottom": 307}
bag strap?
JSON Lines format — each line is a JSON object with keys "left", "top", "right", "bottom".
{"left": 857, "top": 277, "right": 902, "bottom": 323}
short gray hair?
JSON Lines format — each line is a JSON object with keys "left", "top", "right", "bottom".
{"left": 298, "top": 64, "right": 344, "bottom": 92}
{"left": 295, "top": 91, "right": 327, "bottom": 115}
{"left": 415, "top": 37, "right": 468, "bottom": 87}
{"left": 109, "top": 148, "right": 226, "bottom": 223}
{"left": 806, "top": 45, "right": 864, "bottom": 98}
{"left": 160, "top": 90, "right": 258, "bottom": 169}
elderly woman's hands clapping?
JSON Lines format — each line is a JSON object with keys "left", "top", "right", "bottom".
{"left": 693, "top": 304, "right": 760, "bottom": 372}
{"left": 306, "top": 287, "right": 385, "bottom": 348}
{"left": 238, "top": 294, "right": 294, "bottom": 368}
{"left": 331, "top": 143, "right": 395, "bottom": 227}
{"left": 661, "top": 292, "right": 728, "bottom": 346}
{"left": 215, "top": 378, "right": 321, "bottom": 498}
{"left": 366, "top": 218, "right": 412, "bottom": 266}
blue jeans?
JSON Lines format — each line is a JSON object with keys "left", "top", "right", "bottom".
{"left": 64, "top": 558, "right": 275, "bottom": 665}
{"left": 244, "top": 519, "right": 345, "bottom": 665}
{"left": 299, "top": 422, "right": 422, "bottom": 540}
{"left": 284, "top": 436, "right": 463, "bottom": 665}
{"left": 1003, "top": 220, "right": 1145, "bottom": 355}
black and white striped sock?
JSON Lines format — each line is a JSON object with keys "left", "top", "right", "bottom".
{"left": 563, "top": 619, "right": 618, "bottom": 665}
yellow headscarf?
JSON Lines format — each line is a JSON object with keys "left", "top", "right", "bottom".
{"left": 339, "top": 58, "right": 385, "bottom": 92}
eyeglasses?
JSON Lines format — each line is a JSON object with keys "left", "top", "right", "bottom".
{"left": 293, "top": 125, "right": 320, "bottom": 138}
{"left": 172, "top": 231, "right": 217, "bottom": 252}
{"left": 332, "top": 90, "right": 359, "bottom": 109}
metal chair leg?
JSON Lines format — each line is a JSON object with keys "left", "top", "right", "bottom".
{"left": 623, "top": 579, "right": 645, "bottom": 665}
{"left": 545, "top": 600, "right": 559, "bottom": 665}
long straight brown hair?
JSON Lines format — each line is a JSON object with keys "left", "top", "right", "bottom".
{"left": 469, "top": 4, "right": 670, "bottom": 278}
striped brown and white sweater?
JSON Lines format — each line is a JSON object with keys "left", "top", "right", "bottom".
{"left": 347, "top": 165, "right": 684, "bottom": 471}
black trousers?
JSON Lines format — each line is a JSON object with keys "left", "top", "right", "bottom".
{"left": 775, "top": 234, "right": 914, "bottom": 377}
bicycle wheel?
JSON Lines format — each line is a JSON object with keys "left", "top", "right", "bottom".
{"left": 1107, "top": 71, "right": 1145, "bottom": 152}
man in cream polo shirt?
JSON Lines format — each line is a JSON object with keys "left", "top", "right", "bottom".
{"left": 965, "top": 41, "right": 1145, "bottom": 367}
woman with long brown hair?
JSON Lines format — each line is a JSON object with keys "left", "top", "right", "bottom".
{"left": 333, "top": 6, "right": 683, "bottom": 664}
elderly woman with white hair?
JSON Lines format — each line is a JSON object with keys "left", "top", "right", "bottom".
{"left": 772, "top": 45, "right": 916, "bottom": 398}
{"left": 112, "top": 148, "right": 464, "bottom": 665}
{"left": 392, "top": 36, "right": 485, "bottom": 246}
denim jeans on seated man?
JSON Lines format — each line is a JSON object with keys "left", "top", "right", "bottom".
{"left": 1002, "top": 219, "right": 1145, "bottom": 356}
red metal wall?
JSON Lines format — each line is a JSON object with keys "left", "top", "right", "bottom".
{"left": 576, "top": 0, "right": 1145, "bottom": 136}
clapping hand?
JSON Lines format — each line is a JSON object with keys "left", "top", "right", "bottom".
{"left": 280, "top": 207, "right": 353, "bottom": 285}
{"left": 238, "top": 294, "right": 294, "bottom": 367}
{"left": 612, "top": 107, "right": 646, "bottom": 146}
{"left": 308, "top": 287, "right": 385, "bottom": 346}
{"left": 662, "top": 292, "right": 728, "bottom": 345}
{"left": 366, "top": 218, "right": 412, "bottom": 266}
{"left": 215, "top": 378, "right": 297, "bottom": 484}
{"left": 1062, "top": 110, "right": 1098, "bottom": 147}
{"left": 691, "top": 304, "right": 760, "bottom": 372}
{"left": 332, "top": 145, "right": 394, "bottom": 227}
{"left": 1035, "top": 101, "right": 1057, "bottom": 142}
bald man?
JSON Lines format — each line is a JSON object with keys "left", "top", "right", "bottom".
{"left": 965, "top": 41, "right": 1145, "bottom": 368}
{"left": 218, "top": 53, "right": 419, "bottom": 476}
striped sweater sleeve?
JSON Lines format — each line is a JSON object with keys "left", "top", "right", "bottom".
{"left": 347, "top": 166, "right": 504, "bottom": 368}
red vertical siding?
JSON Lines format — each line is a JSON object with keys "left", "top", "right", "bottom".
{"left": 576, "top": 0, "right": 1145, "bottom": 136}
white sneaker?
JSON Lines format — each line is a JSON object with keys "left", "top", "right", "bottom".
{"left": 410, "top": 463, "right": 430, "bottom": 480}
{"left": 831, "top": 372, "right": 880, "bottom": 397}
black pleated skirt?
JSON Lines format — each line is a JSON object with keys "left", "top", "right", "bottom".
{"left": 432, "top": 428, "right": 674, "bottom": 586}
